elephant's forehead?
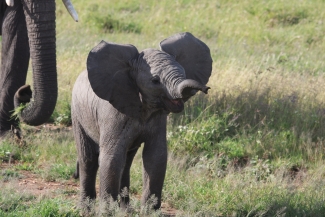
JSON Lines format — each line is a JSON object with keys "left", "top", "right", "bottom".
{"left": 141, "top": 49, "right": 185, "bottom": 76}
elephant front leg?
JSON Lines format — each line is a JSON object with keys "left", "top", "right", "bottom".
{"left": 99, "top": 150, "right": 126, "bottom": 214}
{"left": 73, "top": 120, "right": 99, "bottom": 215}
{"left": 0, "top": 0, "right": 29, "bottom": 137}
{"left": 78, "top": 158, "right": 98, "bottom": 214}
{"left": 141, "top": 138, "right": 167, "bottom": 210}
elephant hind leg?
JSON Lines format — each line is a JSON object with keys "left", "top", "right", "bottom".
{"left": 73, "top": 120, "right": 99, "bottom": 213}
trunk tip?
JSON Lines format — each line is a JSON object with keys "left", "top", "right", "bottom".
{"left": 15, "top": 84, "right": 32, "bottom": 103}
{"left": 202, "top": 86, "right": 211, "bottom": 94}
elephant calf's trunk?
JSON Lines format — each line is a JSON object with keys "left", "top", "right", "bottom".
{"left": 176, "top": 79, "right": 210, "bottom": 99}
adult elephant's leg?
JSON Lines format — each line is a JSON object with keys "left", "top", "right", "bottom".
{"left": 73, "top": 120, "right": 99, "bottom": 213}
{"left": 142, "top": 125, "right": 167, "bottom": 210}
{"left": 0, "top": 1, "right": 29, "bottom": 137}
{"left": 120, "top": 146, "right": 140, "bottom": 209}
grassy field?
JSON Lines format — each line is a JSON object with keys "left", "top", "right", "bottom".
{"left": 1, "top": 0, "right": 325, "bottom": 216}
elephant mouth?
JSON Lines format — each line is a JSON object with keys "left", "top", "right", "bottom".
{"left": 161, "top": 97, "right": 184, "bottom": 113}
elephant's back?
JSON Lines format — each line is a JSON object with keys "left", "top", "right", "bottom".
{"left": 72, "top": 70, "right": 97, "bottom": 109}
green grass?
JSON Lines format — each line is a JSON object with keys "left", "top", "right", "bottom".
{"left": 1, "top": 0, "right": 325, "bottom": 216}
{"left": 0, "top": 186, "right": 79, "bottom": 217}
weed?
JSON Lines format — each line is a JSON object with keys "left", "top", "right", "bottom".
{"left": 0, "top": 170, "right": 21, "bottom": 182}
{"left": 14, "top": 163, "right": 34, "bottom": 171}
{"left": 50, "top": 100, "right": 72, "bottom": 126}
{"left": 266, "top": 9, "right": 309, "bottom": 27}
{"left": 86, "top": 6, "right": 142, "bottom": 33}
{"left": 0, "top": 185, "right": 35, "bottom": 213}
{"left": 43, "top": 163, "right": 76, "bottom": 181}
{"left": 0, "top": 140, "right": 22, "bottom": 163}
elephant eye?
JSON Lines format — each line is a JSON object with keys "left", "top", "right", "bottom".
{"left": 151, "top": 76, "right": 160, "bottom": 85}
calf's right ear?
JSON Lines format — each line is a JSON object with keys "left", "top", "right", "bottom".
{"left": 87, "top": 40, "right": 142, "bottom": 119}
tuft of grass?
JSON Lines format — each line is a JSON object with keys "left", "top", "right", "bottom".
{"left": 267, "top": 10, "right": 308, "bottom": 27}
{"left": 0, "top": 185, "right": 36, "bottom": 213}
{"left": 93, "top": 15, "right": 142, "bottom": 33}
{"left": 50, "top": 98, "right": 72, "bottom": 126}
{"left": 1, "top": 130, "right": 77, "bottom": 182}
{"left": 0, "top": 187, "right": 79, "bottom": 217}
{"left": 10, "top": 104, "right": 27, "bottom": 121}
{"left": 41, "top": 163, "right": 76, "bottom": 182}
{"left": 0, "top": 170, "right": 21, "bottom": 182}
{"left": 86, "top": 4, "right": 142, "bottom": 33}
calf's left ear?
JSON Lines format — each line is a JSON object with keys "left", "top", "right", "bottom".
{"left": 160, "top": 32, "right": 213, "bottom": 86}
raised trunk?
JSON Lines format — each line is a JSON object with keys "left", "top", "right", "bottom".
{"left": 14, "top": 0, "right": 57, "bottom": 126}
{"left": 176, "top": 79, "right": 210, "bottom": 99}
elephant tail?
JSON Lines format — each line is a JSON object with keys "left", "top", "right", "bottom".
{"left": 72, "top": 160, "right": 79, "bottom": 179}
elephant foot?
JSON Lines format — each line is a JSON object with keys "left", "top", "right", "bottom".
{"left": 11, "top": 125, "right": 21, "bottom": 140}
{"left": 79, "top": 198, "right": 97, "bottom": 217}
{"left": 0, "top": 125, "right": 23, "bottom": 145}
{"left": 0, "top": 130, "right": 10, "bottom": 140}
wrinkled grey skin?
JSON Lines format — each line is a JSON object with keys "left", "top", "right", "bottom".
{"left": 0, "top": 0, "right": 57, "bottom": 138}
{"left": 72, "top": 32, "right": 212, "bottom": 214}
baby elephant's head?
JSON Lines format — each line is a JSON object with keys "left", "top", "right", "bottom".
{"left": 130, "top": 49, "right": 209, "bottom": 113}
{"left": 87, "top": 32, "right": 212, "bottom": 118}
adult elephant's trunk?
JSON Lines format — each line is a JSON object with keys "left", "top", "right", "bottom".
{"left": 14, "top": 0, "right": 57, "bottom": 126}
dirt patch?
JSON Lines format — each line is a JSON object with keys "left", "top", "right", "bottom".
{"left": 1, "top": 163, "right": 78, "bottom": 199}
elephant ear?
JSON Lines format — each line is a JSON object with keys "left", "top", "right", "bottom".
{"left": 87, "top": 40, "right": 141, "bottom": 119}
{"left": 160, "top": 32, "right": 212, "bottom": 86}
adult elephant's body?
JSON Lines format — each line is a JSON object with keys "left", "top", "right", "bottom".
{"left": 72, "top": 32, "right": 212, "bottom": 214}
{"left": 0, "top": 0, "right": 77, "bottom": 138}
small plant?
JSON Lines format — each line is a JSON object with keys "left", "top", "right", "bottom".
{"left": 51, "top": 101, "right": 72, "bottom": 126}
{"left": 43, "top": 163, "right": 76, "bottom": 181}
{"left": 0, "top": 187, "right": 35, "bottom": 213}
{"left": 14, "top": 163, "right": 35, "bottom": 171}
{"left": 247, "top": 156, "right": 274, "bottom": 182}
{"left": 55, "top": 113, "right": 71, "bottom": 126}
{"left": 0, "top": 140, "right": 21, "bottom": 163}
{"left": 1, "top": 169, "right": 21, "bottom": 181}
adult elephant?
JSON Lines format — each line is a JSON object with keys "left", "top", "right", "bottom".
{"left": 0, "top": 0, "right": 78, "bottom": 138}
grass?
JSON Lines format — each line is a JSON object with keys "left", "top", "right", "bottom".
{"left": 1, "top": 0, "right": 325, "bottom": 216}
{"left": 0, "top": 185, "right": 79, "bottom": 217}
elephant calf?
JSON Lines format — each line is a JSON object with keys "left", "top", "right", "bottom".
{"left": 72, "top": 32, "right": 212, "bottom": 214}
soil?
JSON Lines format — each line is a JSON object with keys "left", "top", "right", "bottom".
{"left": 1, "top": 163, "right": 79, "bottom": 199}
